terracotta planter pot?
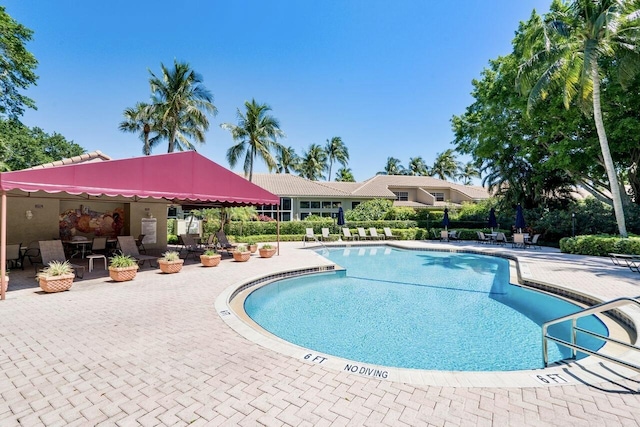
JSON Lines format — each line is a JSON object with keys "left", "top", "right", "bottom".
{"left": 232, "top": 251, "right": 251, "bottom": 262}
{"left": 158, "top": 259, "right": 184, "bottom": 274}
{"left": 108, "top": 265, "right": 139, "bottom": 282}
{"left": 200, "top": 254, "right": 221, "bottom": 267}
{"left": 248, "top": 244, "right": 258, "bottom": 254}
{"left": 39, "top": 273, "right": 74, "bottom": 293}
{"left": 259, "top": 248, "right": 276, "bottom": 258}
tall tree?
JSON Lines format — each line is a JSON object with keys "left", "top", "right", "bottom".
{"left": 275, "top": 145, "right": 299, "bottom": 173}
{"left": 0, "top": 119, "right": 84, "bottom": 171}
{"left": 407, "top": 156, "right": 429, "bottom": 176}
{"left": 324, "top": 136, "right": 349, "bottom": 181}
{"left": 221, "top": 99, "right": 285, "bottom": 182}
{"left": 459, "top": 161, "right": 481, "bottom": 185}
{"left": 148, "top": 60, "right": 217, "bottom": 153}
{"left": 517, "top": 0, "right": 640, "bottom": 237}
{"left": 298, "top": 143, "right": 327, "bottom": 180}
{"left": 118, "top": 102, "right": 159, "bottom": 155}
{"left": 335, "top": 167, "right": 355, "bottom": 182}
{"left": 378, "top": 157, "right": 405, "bottom": 175}
{"left": 0, "top": 7, "right": 38, "bottom": 119}
{"left": 430, "top": 149, "right": 460, "bottom": 181}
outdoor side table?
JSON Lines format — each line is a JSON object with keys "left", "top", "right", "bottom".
{"left": 86, "top": 254, "right": 107, "bottom": 272}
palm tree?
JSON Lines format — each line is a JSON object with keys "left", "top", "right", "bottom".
{"left": 430, "top": 149, "right": 460, "bottom": 181}
{"left": 407, "top": 156, "right": 429, "bottom": 176}
{"left": 148, "top": 60, "right": 217, "bottom": 153}
{"left": 517, "top": 0, "right": 640, "bottom": 237}
{"left": 118, "top": 102, "right": 158, "bottom": 155}
{"left": 221, "top": 99, "right": 285, "bottom": 182}
{"left": 378, "top": 157, "right": 405, "bottom": 175}
{"left": 276, "top": 145, "right": 299, "bottom": 174}
{"left": 459, "top": 161, "right": 481, "bottom": 185}
{"left": 324, "top": 136, "right": 349, "bottom": 181}
{"left": 298, "top": 143, "right": 327, "bottom": 180}
{"left": 335, "top": 167, "right": 355, "bottom": 182}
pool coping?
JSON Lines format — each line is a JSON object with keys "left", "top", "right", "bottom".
{"left": 215, "top": 242, "right": 640, "bottom": 388}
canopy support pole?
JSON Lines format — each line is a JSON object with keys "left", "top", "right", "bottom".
{"left": 277, "top": 204, "right": 280, "bottom": 256}
{"left": 1, "top": 191, "right": 7, "bottom": 300}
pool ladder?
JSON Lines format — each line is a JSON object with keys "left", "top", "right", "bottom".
{"left": 542, "top": 296, "right": 640, "bottom": 373}
{"left": 303, "top": 235, "right": 330, "bottom": 255}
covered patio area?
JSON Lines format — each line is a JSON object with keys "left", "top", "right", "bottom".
{"left": 0, "top": 151, "right": 280, "bottom": 299}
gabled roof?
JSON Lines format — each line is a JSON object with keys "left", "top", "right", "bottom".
{"left": 251, "top": 174, "right": 355, "bottom": 197}
{"left": 0, "top": 151, "right": 279, "bottom": 206}
{"left": 26, "top": 150, "right": 112, "bottom": 169}
{"left": 250, "top": 173, "right": 490, "bottom": 201}
{"left": 346, "top": 175, "right": 489, "bottom": 199}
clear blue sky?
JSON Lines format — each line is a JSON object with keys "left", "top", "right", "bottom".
{"left": 6, "top": 0, "right": 550, "bottom": 182}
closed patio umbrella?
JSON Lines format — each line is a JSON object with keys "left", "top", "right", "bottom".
{"left": 515, "top": 204, "right": 526, "bottom": 233}
{"left": 337, "top": 206, "right": 345, "bottom": 226}
{"left": 488, "top": 208, "right": 498, "bottom": 232}
{"left": 442, "top": 208, "right": 450, "bottom": 231}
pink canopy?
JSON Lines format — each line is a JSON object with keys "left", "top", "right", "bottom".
{"left": 0, "top": 151, "right": 280, "bottom": 300}
{"left": 0, "top": 151, "right": 279, "bottom": 206}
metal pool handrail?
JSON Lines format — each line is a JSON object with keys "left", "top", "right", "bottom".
{"left": 542, "top": 296, "right": 640, "bottom": 373}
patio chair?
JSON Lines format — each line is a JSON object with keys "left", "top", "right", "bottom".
{"left": 448, "top": 230, "right": 459, "bottom": 241}
{"left": 179, "top": 233, "right": 205, "bottom": 261}
{"left": 89, "top": 237, "right": 108, "bottom": 255}
{"left": 512, "top": 233, "right": 525, "bottom": 248}
{"left": 202, "top": 234, "right": 217, "bottom": 250}
{"left": 609, "top": 253, "right": 639, "bottom": 267}
{"left": 342, "top": 228, "right": 358, "bottom": 241}
{"left": 321, "top": 228, "right": 334, "bottom": 241}
{"left": 476, "top": 231, "right": 490, "bottom": 244}
{"left": 440, "top": 230, "right": 449, "bottom": 242}
{"left": 495, "top": 232, "right": 507, "bottom": 246}
{"left": 303, "top": 228, "right": 317, "bottom": 244}
{"left": 525, "top": 234, "right": 541, "bottom": 250}
{"left": 22, "top": 241, "right": 41, "bottom": 267}
{"left": 383, "top": 227, "right": 397, "bottom": 240}
{"left": 357, "top": 227, "right": 370, "bottom": 240}
{"left": 369, "top": 228, "right": 383, "bottom": 240}
{"left": 215, "top": 231, "right": 238, "bottom": 254}
{"left": 37, "top": 240, "right": 85, "bottom": 278}
{"left": 117, "top": 236, "right": 158, "bottom": 268}
{"left": 5, "top": 243, "right": 22, "bottom": 270}
{"left": 135, "top": 234, "right": 146, "bottom": 254}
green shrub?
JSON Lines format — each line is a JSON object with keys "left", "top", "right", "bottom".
{"left": 559, "top": 235, "right": 640, "bottom": 256}
{"left": 109, "top": 254, "right": 138, "bottom": 268}
{"left": 167, "top": 234, "right": 179, "bottom": 244}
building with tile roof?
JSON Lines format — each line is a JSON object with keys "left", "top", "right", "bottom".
{"left": 250, "top": 173, "right": 490, "bottom": 221}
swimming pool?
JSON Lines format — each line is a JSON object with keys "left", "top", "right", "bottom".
{"left": 244, "top": 247, "right": 608, "bottom": 371}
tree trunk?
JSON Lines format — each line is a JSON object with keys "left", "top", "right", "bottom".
{"left": 168, "top": 127, "right": 176, "bottom": 153}
{"left": 592, "top": 65, "right": 628, "bottom": 237}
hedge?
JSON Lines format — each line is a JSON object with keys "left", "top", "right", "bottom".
{"left": 225, "top": 220, "right": 418, "bottom": 237}
{"left": 559, "top": 235, "right": 640, "bottom": 257}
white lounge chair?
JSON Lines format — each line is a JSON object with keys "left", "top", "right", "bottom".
{"left": 383, "top": 227, "right": 396, "bottom": 239}
{"left": 321, "top": 228, "right": 335, "bottom": 241}
{"left": 342, "top": 228, "right": 357, "bottom": 240}
{"left": 357, "top": 227, "right": 370, "bottom": 240}
{"left": 369, "top": 228, "right": 383, "bottom": 240}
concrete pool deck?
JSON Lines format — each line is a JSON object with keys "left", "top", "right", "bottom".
{"left": 1, "top": 240, "right": 639, "bottom": 425}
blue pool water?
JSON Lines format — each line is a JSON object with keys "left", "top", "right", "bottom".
{"left": 245, "top": 247, "right": 607, "bottom": 371}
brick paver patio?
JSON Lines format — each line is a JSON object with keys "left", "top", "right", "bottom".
{"left": 0, "top": 241, "right": 639, "bottom": 426}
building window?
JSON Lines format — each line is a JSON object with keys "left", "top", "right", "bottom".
{"left": 300, "top": 201, "right": 310, "bottom": 209}
{"left": 393, "top": 191, "right": 408, "bottom": 201}
{"left": 352, "top": 201, "right": 360, "bottom": 209}
{"left": 254, "top": 197, "right": 292, "bottom": 221}
{"left": 432, "top": 192, "right": 445, "bottom": 202}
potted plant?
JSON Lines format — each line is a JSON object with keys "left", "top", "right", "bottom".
{"left": 108, "top": 254, "right": 139, "bottom": 282}
{"left": 232, "top": 245, "right": 251, "bottom": 262}
{"left": 2, "top": 271, "right": 8, "bottom": 293}
{"left": 200, "top": 249, "right": 222, "bottom": 267}
{"left": 38, "top": 260, "right": 75, "bottom": 293}
{"left": 258, "top": 243, "right": 276, "bottom": 258}
{"left": 246, "top": 239, "right": 258, "bottom": 254}
{"left": 158, "top": 250, "right": 184, "bottom": 274}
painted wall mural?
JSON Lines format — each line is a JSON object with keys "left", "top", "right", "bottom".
{"left": 59, "top": 205, "right": 125, "bottom": 240}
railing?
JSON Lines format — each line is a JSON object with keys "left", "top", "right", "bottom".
{"left": 542, "top": 296, "right": 640, "bottom": 373}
